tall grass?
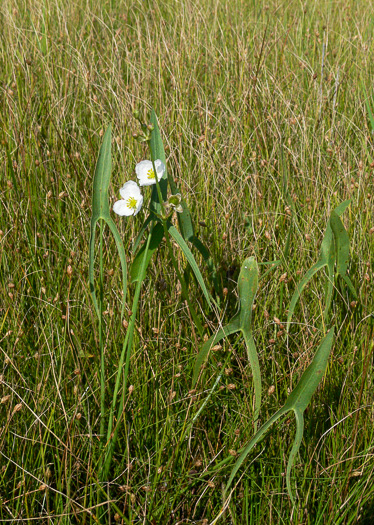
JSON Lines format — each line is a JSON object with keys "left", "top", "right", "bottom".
{"left": 1, "top": 0, "right": 374, "bottom": 523}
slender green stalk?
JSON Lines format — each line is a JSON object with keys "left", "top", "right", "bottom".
{"left": 99, "top": 220, "right": 106, "bottom": 451}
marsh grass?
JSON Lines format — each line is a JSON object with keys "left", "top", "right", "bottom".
{"left": 1, "top": 0, "right": 374, "bottom": 523}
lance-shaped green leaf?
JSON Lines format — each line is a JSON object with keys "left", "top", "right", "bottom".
{"left": 192, "top": 258, "right": 261, "bottom": 424}
{"left": 330, "top": 212, "right": 357, "bottom": 299}
{"left": 287, "top": 201, "right": 351, "bottom": 331}
{"left": 238, "top": 258, "right": 261, "bottom": 424}
{"left": 89, "top": 125, "right": 127, "bottom": 317}
{"left": 224, "top": 327, "right": 334, "bottom": 505}
{"left": 149, "top": 109, "right": 168, "bottom": 215}
{"left": 131, "top": 222, "right": 164, "bottom": 283}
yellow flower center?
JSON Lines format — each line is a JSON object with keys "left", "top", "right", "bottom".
{"left": 147, "top": 168, "right": 156, "bottom": 180}
{"left": 126, "top": 196, "right": 137, "bottom": 210}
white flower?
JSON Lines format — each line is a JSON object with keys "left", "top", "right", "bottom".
{"left": 136, "top": 159, "right": 165, "bottom": 186}
{"left": 113, "top": 181, "right": 143, "bottom": 216}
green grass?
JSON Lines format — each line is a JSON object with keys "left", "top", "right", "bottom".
{"left": 1, "top": 0, "right": 374, "bottom": 523}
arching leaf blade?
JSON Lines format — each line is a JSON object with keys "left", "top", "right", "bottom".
{"left": 192, "top": 315, "right": 240, "bottom": 386}
{"left": 237, "top": 258, "right": 261, "bottom": 425}
{"left": 238, "top": 257, "right": 259, "bottom": 328}
{"left": 330, "top": 211, "right": 350, "bottom": 277}
{"left": 287, "top": 262, "right": 326, "bottom": 332}
{"left": 168, "top": 223, "right": 212, "bottom": 306}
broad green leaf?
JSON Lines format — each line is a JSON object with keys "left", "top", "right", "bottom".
{"left": 192, "top": 315, "right": 240, "bottom": 386}
{"left": 168, "top": 223, "right": 211, "bottom": 306}
{"left": 225, "top": 328, "right": 334, "bottom": 505}
{"left": 89, "top": 125, "right": 127, "bottom": 317}
{"left": 131, "top": 223, "right": 164, "bottom": 283}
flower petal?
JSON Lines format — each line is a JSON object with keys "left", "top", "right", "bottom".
{"left": 133, "top": 194, "right": 144, "bottom": 215}
{"left": 119, "top": 180, "right": 142, "bottom": 200}
{"left": 136, "top": 159, "right": 165, "bottom": 186}
{"left": 113, "top": 199, "right": 135, "bottom": 216}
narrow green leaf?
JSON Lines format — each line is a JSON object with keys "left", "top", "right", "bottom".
{"left": 89, "top": 218, "right": 99, "bottom": 317}
{"left": 192, "top": 315, "right": 240, "bottom": 386}
{"left": 106, "top": 217, "right": 128, "bottom": 316}
{"left": 149, "top": 110, "right": 168, "bottom": 214}
{"left": 287, "top": 262, "right": 326, "bottom": 331}
{"left": 150, "top": 108, "right": 195, "bottom": 240}
{"left": 330, "top": 211, "right": 357, "bottom": 299}
{"left": 92, "top": 125, "right": 112, "bottom": 220}
{"left": 168, "top": 223, "right": 211, "bottom": 306}
{"left": 131, "top": 223, "right": 164, "bottom": 283}
{"left": 330, "top": 212, "right": 350, "bottom": 277}
{"left": 286, "top": 412, "right": 304, "bottom": 505}
{"left": 238, "top": 258, "right": 258, "bottom": 328}
{"left": 237, "top": 258, "right": 261, "bottom": 425}
{"left": 284, "top": 328, "right": 334, "bottom": 412}
{"left": 225, "top": 406, "right": 288, "bottom": 496}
